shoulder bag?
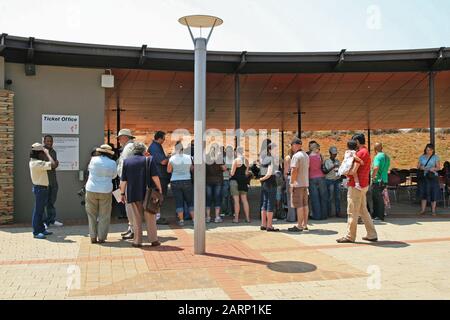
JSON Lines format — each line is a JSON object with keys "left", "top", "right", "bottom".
{"left": 143, "top": 157, "right": 164, "bottom": 214}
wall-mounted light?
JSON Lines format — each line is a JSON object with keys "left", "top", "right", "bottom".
{"left": 101, "top": 69, "right": 114, "bottom": 88}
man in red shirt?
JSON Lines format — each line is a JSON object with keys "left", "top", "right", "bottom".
{"left": 337, "top": 133, "right": 378, "bottom": 243}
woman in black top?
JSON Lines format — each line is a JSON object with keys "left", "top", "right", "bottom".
{"left": 206, "top": 144, "right": 226, "bottom": 223}
{"left": 230, "top": 147, "right": 251, "bottom": 223}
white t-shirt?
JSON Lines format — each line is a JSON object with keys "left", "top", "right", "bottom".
{"left": 169, "top": 153, "right": 192, "bottom": 181}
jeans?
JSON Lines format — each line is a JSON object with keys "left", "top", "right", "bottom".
{"left": 206, "top": 183, "right": 222, "bottom": 209}
{"left": 32, "top": 185, "right": 48, "bottom": 235}
{"left": 309, "top": 177, "right": 329, "bottom": 220}
{"left": 171, "top": 180, "right": 194, "bottom": 213}
{"left": 221, "top": 180, "right": 232, "bottom": 214}
{"left": 160, "top": 177, "right": 170, "bottom": 197}
{"left": 261, "top": 182, "right": 277, "bottom": 212}
{"left": 44, "top": 184, "right": 58, "bottom": 225}
{"left": 371, "top": 182, "right": 385, "bottom": 220}
{"left": 326, "top": 179, "right": 341, "bottom": 217}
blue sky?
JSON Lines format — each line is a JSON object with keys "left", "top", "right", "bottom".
{"left": 0, "top": 0, "right": 448, "bottom": 52}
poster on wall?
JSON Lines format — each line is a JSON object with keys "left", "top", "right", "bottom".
{"left": 47, "top": 137, "right": 79, "bottom": 171}
{"left": 42, "top": 114, "right": 79, "bottom": 134}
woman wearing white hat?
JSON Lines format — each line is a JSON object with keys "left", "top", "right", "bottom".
{"left": 85, "top": 144, "right": 117, "bottom": 243}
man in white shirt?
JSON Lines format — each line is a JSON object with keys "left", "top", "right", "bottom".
{"left": 288, "top": 138, "right": 310, "bottom": 232}
{"left": 29, "top": 143, "right": 57, "bottom": 239}
{"left": 116, "top": 129, "right": 136, "bottom": 239}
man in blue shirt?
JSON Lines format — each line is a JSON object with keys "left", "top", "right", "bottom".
{"left": 148, "top": 131, "right": 170, "bottom": 224}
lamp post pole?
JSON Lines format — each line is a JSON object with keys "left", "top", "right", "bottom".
{"left": 193, "top": 37, "right": 207, "bottom": 254}
{"left": 179, "top": 15, "right": 223, "bottom": 255}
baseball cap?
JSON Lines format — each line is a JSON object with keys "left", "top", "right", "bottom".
{"left": 329, "top": 146, "right": 338, "bottom": 154}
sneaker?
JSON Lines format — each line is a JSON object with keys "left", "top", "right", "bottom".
{"left": 214, "top": 217, "right": 223, "bottom": 223}
{"left": 206, "top": 217, "right": 211, "bottom": 223}
{"left": 43, "top": 230, "right": 53, "bottom": 236}
{"left": 53, "top": 221, "right": 64, "bottom": 227}
{"left": 178, "top": 220, "right": 185, "bottom": 226}
{"left": 33, "top": 233, "right": 46, "bottom": 239}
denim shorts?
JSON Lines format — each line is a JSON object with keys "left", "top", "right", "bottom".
{"left": 171, "top": 180, "right": 194, "bottom": 213}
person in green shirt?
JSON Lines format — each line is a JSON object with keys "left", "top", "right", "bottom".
{"left": 371, "top": 143, "right": 390, "bottom": 221}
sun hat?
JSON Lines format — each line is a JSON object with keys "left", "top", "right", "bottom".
{"left": 96, "top": 144, "right": 115, "bottom": 156}
{"left": 31, "top": 143, "right": 44, "bottom": 151}
{"left": 117, "top": 129, "right": 135, "bottom": 139}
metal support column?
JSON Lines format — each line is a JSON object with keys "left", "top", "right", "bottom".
{"left": 429, "top": 72, "right": 436, "bottom": 146}
{"left": 116, "top": 94, "right": 121, "bottom": 148}
{"left": 235, "top": 73, "right": 241, "bottom": 147}
{"left": 297, "top": 97, "right": 302, "bottom": 138}
{"left": 193, "top": 37, "right": 207, "bottom": 254}
{"left": 367, "top": 129, "right": 371, "bottom": 153}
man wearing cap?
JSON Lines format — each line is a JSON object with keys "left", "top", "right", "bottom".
{"left": 323, "top": 146, "right": 342, "bottom": 217}
{"left": 29, "top": 143, "right": 57, "bottom": 239}
{"left": 85, "top": 144, "right": 117, "bottom": 243}
{"left": 147, "top": 131, "right": 170, "bottom": 224}
{"left": 43, "top": 135, "right": 63, "bottom": 229}
{"left": 116, "top": 129, "right": 136, "bottom": 239}
{"left": 288, "top": 138, "right": 310, "bottom": 232}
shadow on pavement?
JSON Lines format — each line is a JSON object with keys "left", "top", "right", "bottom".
{"left": 267, "top": 261, "right": 317, "bottom": 273}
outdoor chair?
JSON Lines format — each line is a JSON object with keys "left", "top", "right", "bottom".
{"left": 387, "top": 172, "right": 402, "bottom": 202}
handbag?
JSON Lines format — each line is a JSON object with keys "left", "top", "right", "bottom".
{"left": 143, "top": 157, "right": 164, "bottom": 214}
{"left": 417, "top": 155, "right": 434, "bottom": 180}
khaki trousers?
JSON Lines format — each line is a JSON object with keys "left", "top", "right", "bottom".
{"left": 345, "top": 186, "right": 377, "bottom": 241}
{"left": 125, "top": 186, "right": 134, "bottom": 232}
{"left": 128, "top": 201, "right": 158, "bottom": 245}
{"left": 85, "top": 191, "right": 112, "bottom": 241}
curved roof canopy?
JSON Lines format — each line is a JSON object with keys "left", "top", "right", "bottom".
{"left": 1, "top": 34, "right": 449, "bottom": 73}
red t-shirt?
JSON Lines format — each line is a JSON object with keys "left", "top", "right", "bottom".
{"left": 348, "top": 146, "right": 371, "bottom": 188}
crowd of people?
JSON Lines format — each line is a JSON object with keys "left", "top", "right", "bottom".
{"left": 28, "top": 130, "right": 449, "bottom": 246}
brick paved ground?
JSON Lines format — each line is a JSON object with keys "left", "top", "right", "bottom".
{"left": 1, "top": 215, "right": 450, "bottom": 300}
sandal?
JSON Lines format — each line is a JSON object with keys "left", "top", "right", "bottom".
{"left": 266, "top": 227, "right": 280, "bottom": 232}
{"left": 336, "top": 237, "right": 354, "bottom": 243}
{"left": 288, "top": 226, "right": 303, "bottom": 232}
{"left": 260, "top": 226, "right": 267, "bottom": 230}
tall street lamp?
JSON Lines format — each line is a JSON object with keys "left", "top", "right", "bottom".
{"left": 178, "top": 15, "right": 223, "bottom": 254}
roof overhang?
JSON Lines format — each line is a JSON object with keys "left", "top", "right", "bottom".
{"left": 1, "top": 34, "right": 450, "bottom": 73}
